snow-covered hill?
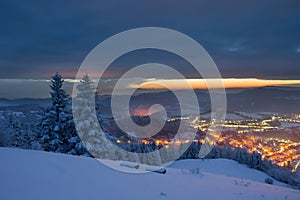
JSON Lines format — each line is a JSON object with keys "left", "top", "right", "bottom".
{"left": 1, "top": 148, "right": 299, "bottom": 200}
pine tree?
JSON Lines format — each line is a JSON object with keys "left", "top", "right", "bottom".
{"left": 73, "top": 74, "right": 139, "bottom": 162}
{"left": 73, "top": 73, "right": 111, "bottom": 158}
{"left": 248, "top": 152, "right": 262, "bottom": 169}
{"left": 72, "top": 74, "right": 101, "bottom": 156}
{"left": 21, "top": 124, "right": 33, "bottom": 149}
{"left": 233, "top": 148, "right": 248, "bottom": 164}
{"left": 66, "top": 74, "right": 91, "bottom": 156}
{"left": 10, "top": 116, "right": 22, "bottom": 148}
{"left": 138, "top": 143, "right": 161, "bottom": 166}
{"left": 38, "top": 72, "right": 76, "bottom": 153}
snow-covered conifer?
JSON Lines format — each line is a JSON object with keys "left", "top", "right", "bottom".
{"left": 38, "top": 72, "right": 77, "bottom": 153}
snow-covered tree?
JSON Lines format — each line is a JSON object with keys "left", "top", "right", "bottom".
{"left": 247, "top": 152, "right": 262, "bottom": 169}
{"left": 73, "top": 73, "right": 111, "bottom": 158}
{"left": 73, "top": 74, "right": 103, "bottom": 155}
{"left": 38, "top": 72, "right": 77, "bottom": 153}
{"left": 138, "top": 143, "right": 162, "bottom": 166}
{"left": 209, "top": 146, "right": 221, "bottom": 159}
{"left": 20, "top": 124, "right": 34, "bottom": 149}
{"left": 73, "top": 74, "right": 139, "bottom": 162}
{"left": 9, "top": 116, "right": 22, "bottom": 148}
{"left": 233, "top": 147, "right": 248, "bottom": 164}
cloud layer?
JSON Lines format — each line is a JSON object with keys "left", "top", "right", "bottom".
{"left": 0, "top": 0, "right": 300, "bottom": 79}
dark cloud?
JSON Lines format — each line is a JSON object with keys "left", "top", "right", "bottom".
{"left": 0, "top": 0, "right": 299, "bottom": 79}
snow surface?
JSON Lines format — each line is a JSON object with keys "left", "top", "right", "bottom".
{"left": 1, "top": 148, "right": 300, "bottom": 200}
{"left": 170, "top": 159, "right": 288, "bottom": 187}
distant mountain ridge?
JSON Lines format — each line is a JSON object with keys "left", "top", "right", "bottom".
{"left": 0, "top": 98, "right": 51, "bottom": 110}
{"left": 2, "top": 86, "right": 300, "bottom": 114}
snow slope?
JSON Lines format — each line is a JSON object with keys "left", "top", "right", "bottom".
{"left": 170, "top": 159, "right": 289, "bottom": 187}
{"left": 1, "top": 148, "right": 299, "bottom": 200}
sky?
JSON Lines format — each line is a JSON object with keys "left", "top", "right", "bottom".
{"left": 0, "top": 0, "right": 300, "bottom": 98}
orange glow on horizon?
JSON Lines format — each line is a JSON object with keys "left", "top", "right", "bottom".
{"left": 131, "top": 78, "right": 300, "bottom": 89}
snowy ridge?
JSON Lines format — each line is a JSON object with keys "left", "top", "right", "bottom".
{"left": 1, "top": 148, "right": 300, "bottom": 200}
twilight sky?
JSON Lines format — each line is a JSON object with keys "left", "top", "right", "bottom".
{"left": 0, "top": 0, "right": 300, "bottom": 98}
